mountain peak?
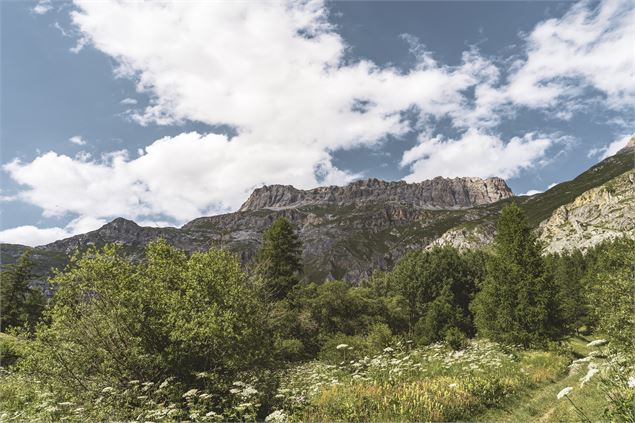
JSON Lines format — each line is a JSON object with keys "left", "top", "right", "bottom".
{"left": 239, "top": 176, "right": 513, "bottom": 212}
{"left": 101, "top": 217, "right": 140, "bottom": 231}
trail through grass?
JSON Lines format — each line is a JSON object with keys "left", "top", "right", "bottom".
{"left": 477, "top": 335, "right": 612, "bottom": 423}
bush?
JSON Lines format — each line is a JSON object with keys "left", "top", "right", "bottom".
{"left": 20, "top": 240, "right": 275, "bottom": 420}
{"left": 0, "top": 333, "right": 23, "bottom": 368}
{"left": 444, "top": 327, "right": 468, "bottom": 351}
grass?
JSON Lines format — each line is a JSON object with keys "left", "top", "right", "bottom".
{"left": 2, "top": 334, "right": 631, "bottom": 422}
{"left": 271, "top": 339, "right": 570, "bottom": 422}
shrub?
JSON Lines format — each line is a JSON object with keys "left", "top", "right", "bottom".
{"left": 20, "top": 240, "right": 275, "bottom": 419}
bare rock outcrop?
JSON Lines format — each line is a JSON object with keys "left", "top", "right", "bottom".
{"left": 539, "top": 171, "right": 635, "bottom": 253}
{"left": 239, "top": 177, "right": 513, "bottom": 211}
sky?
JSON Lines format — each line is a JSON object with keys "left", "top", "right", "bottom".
{"left": 0, "top": 0, "right": 633, "bottom": 246}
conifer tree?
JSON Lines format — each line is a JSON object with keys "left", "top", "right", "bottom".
{"left": 0, "top": 249, "right": 45, "bottom": 331}
{"left": 255, "top": 217, "right": 303, "bottom": 299}
{"left": 472, "top": 203, "right": 557, "bottom": 347}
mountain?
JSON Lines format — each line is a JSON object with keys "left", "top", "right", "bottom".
{"left": 239, "top": 177, "right": 512, "bottom": 211}
{"left": 1, "top": 144, "right": 633, "bottom": 286}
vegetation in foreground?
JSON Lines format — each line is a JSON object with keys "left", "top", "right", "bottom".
{"left": 0, "top": 205, "right": 633, "bottom": 422}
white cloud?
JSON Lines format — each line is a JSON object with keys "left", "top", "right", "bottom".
{"left": 0, "top": 216, "right": 106, "bottom": 247}
{"left": 588, "top": 134, "right": 634, "bottom": 160}
{"left": 3, "top": 0, "right": 633, "bottom": 245}
{"left": 401, "top": 130, "right": 554, "bottom": 181}
{"left": 504, "top": 0, "right": 635, "bottom": 111}
{"left": 69, "top": 135, "right": 87, "bottom": 146}
{"left": 522, "top": 189, "right": 542, "bottom": 196}
{"left": 32, "top": 0, "right": 52, "bottom": 15}
{"left": 120, "top": 97, "right": 137, "bottom": 105}
{"left": 3, "top": 132, "right": 360, "bottom": 224}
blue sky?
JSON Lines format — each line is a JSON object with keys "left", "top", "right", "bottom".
{"left": 1, "top": 0, "right": 633, "bottom": 246}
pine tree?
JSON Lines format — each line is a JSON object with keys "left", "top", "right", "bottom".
{"left": 0, "top": 249, "right": 45, "bottom": 331}
{"left": 472, "top": 203, "right": 557, "bottom": 347}
{"left": 255, "top": 217, "right": 303, "bottom": 299}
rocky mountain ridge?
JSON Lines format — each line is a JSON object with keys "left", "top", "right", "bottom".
{"left": 240, "top": 177, "right": 513, "bottom": 211}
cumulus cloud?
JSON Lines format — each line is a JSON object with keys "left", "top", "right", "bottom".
{"left": 504, "top": 0, "right": 634, "bottom": 112}
{"left": 588, "top": 134, "right": 634, "bottom": 160}
{"left": 3, "top": 0, "right": 633, "bottom": 245}
{"left": 401, "top": 130, "right": 554, "bottom": 181}
{"left": 120, "top": 97, "right": 137, "bottom": 105}
{"left": 69, "top": 135, "right": 87, "bottom": 145}
{"left": 3, "top": 132, "right": 361, "bottom": 224}
{"left": 0, "top": 216, "right": 106, "bottom": 247}
{"left": 522, "top": 189, "right": 543, "bottom": 196}
{"left": 32, "top": 0, "right": 52, "bottom": 15}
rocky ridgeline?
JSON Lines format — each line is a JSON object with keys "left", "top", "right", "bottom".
{"left": 239, "top": 177, "right": 513, "bottom": 211}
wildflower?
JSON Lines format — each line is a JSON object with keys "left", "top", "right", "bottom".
{"left": 557, "top": 387, "right": 573, "bottom": 400}
{"left": 129, "top": 379, "right": 140, "bottom": 385}
{"left": 627, "top": 376, "right": 635, "bottom": 388}
{"left": 182, "top": 388, "right": 199, "bottom": 398}
{"left": 336, "top": 344, "right": 349, "bottom": 350}
{"left": 586, "top": 339, "right": 608, "bottom": 347}
{"left": 230, "top": 388, "right": 241, "bottom": 394}
{"left": 101, "top": 387, "right": 114, "bottom": 394}
{"left": 383, "top": 347, "right": 394, "bottom": 353}
{"left": 449, "top": 383, "right": 457, "bottom": 389}
{"left": 205, "top": 411, "right": 219, "bottom": 417}
{"left": 265, "top": 409, "right": 288, "bottom": 423}
{"left": 242, "top": 386, "right": 258, "bottom": 397}
{"left": 580, "top": 367, "right": 599, "bottom": 386}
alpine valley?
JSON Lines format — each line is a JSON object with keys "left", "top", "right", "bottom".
{"left": 2, "top": 138, "right": 633, "bottom": 289}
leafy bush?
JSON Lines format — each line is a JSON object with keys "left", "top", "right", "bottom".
{"left": 19, "top": 240, "right": 275, "bottom": 420}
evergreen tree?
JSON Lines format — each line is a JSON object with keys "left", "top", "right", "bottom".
{"left": 255, "top": 217, "right": 303, "bottom": 299}
{"left": 0, "top": 249, "right": 45, "bottom": 331}
{"left": 546, "top": 250, "right": 587, "bottom": 335}
{"left": 472, "top": 203, "right": 557, "bottom": 347}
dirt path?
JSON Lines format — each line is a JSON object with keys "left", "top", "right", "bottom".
{"left": 476, "top": 365, "right": 585, "bottom": 422}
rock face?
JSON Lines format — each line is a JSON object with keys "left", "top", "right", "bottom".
{"left": 539, "top": 171, "right": 635, "bottom": 253}
{"left": 240, "top": 177, "right": 513, "bottom": 211}
{"left": 427, "top": 224, "right": 495, "bottom": 252}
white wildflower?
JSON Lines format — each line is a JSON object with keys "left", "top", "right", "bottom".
{"left": 383, "top": 347, "right": 394, "bottom": 353}
{"left": 101, "top": 387, "right": 114, "bottom": 393}
{"left": 557, "top": 387, "right": 573, "bottom": 400}
{"left": 627, "top": 376, "right": 635, "bottom": 388}
{"left": 336, "top": 344, "right": 349, "bottom": 350}
{"left": 586, "top": 339, "right": 608, "bottom": 347}
{"left": 449, "top": 383, "right": 457, "bottom": 389}
{"left": 182, "top": 388, "right": 199, "bottom": 398}
{"left": 242, "top": 386, "right": 258, "bottom": 397}
{"left": 580, "top": 367, "right": 599, "bottom": 386}
{"left": 265, "top": 409, "right": 288, "bottom": 423}
{"left": 205, "top": 411, "right": 219, "bottom": 417}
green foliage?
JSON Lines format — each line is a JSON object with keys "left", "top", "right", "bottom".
{"left": 0, "top": 250, "right": 46, "bottom": 332}
{"left": 583, "top": 237, "right": 634, "bottom": 351}
{"left": 383, "top": 246, "right": 482, "bottom": 343}
{"left": 545, "top": 250, "right": 587, "bottom": 334}
{"left": 19, "top": 240, "right": 274, "bottom": 419}
{"left": 255, "top": 217, "right": 303, "bottom": 299}
{"left": 269, "top": 280, "right": 393, "bottom": 360}
{"left": 472, "top": 203, "right": 559, "bottom": 347}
